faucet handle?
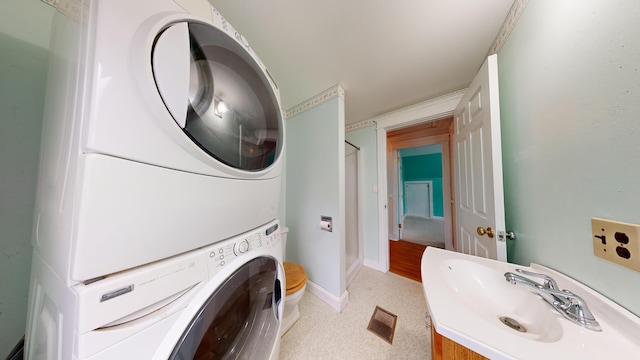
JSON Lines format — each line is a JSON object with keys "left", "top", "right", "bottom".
{"left": 515, "top": 269, "right": 559, "bottom": 290}
{"left": 543, "top": 288, "right": 602, "bottom": 331}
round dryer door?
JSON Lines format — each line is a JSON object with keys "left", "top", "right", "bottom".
{"left": 152, "top": 21, "right": 282, "bottom": 172}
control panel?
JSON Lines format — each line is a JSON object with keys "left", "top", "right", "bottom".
{"left": 206, "top": 221, "right": 281, "bottom": 277}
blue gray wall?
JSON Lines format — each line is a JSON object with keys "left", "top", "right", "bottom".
{"left": 499, "top": 0, "right": 640, "bottom": 315}
{"left": 0, "top": 0, "right": 54, "bottom": 355}
{"left": 285, "top": 94, "right": 345, "bottom": 298}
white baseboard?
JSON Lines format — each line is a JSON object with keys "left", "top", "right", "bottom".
{"left": 346, "top": 261, "right": 363, "bottom": 287}
{"left": 408, "top": 215, "right": 444, "bottom": 221}
{"left": 363, "top": 258, "right": 385, "bottom": 272}
{"left": 305, "top": 280, "right": 349, "bottom": 312}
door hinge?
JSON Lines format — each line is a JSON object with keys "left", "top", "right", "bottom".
{"left": 398, "top": 223, "right": 402, "bottom": 229}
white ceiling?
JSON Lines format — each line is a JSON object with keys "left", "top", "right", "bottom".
{"left": 209, "top": 0, "right": 515, "bottom": 125}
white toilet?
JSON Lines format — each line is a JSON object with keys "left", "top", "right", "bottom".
{"left": 280, "top": 227, "right": 307, "bottom": 336}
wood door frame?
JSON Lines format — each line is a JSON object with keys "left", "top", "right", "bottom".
{"left": 374, "top": 91, "right": 463, "bottom": 272}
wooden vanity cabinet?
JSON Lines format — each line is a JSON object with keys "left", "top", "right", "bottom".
{"left": 430, "top": 320, "right": 489, "bottom": 360}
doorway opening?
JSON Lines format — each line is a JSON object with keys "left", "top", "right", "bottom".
{"left": 386, "top": 118, "right": 453, "bottom": 281}
{"left": 399, "top": 145, "right": 445, "bottom": 248}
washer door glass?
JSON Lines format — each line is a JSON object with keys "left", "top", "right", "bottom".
{"left": 153, "top": 22, "right": 282, "bottom": 171}
{"left": 169, "top": 257, "right": 282, "bottom": 360}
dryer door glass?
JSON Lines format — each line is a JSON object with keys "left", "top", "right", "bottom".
{"left": 169, "top": 256, "right": 282, "bottom": 360}
{"left": 153, "top": 22, "right": 282, "bottom": 172}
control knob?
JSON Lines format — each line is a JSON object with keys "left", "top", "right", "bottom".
{"left": 235, "top": 239, "right": 249, "bottom": 254}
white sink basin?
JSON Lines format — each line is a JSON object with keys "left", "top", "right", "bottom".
{"left": 441, "top": 258, "right": 563, "bottom": 343}
{"left": 422, "top": 247, "right": 640, "bottom": 359}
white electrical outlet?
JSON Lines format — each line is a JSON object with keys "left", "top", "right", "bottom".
{"left": 592, "top": 217, "right": 640, "bottom": 272}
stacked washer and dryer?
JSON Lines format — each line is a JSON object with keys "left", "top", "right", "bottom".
{"left": 25, "top": 0, "right": 285, "bottom": 359}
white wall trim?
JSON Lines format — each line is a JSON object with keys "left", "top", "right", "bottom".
{"left": 345, "top": 90, "right": 464, "bottom": 133}
{"left": 373, "top": 89, "right": 465, "bottom": 130}
{"left": 305, "top": 279, "right": 349, "bottom": 312}
{"left": 363, "top": 258, "right": 383, "bottom": 272}
{"left": 345, "top": 262, "right": 363, "bottom": 287}
{"left": 376, "top": 127, "right": 390, "bottom": 271}
{"left": 375, "top": 89, "right": 463, "bottom": 272}
{"left": 285, "top": 84, "right": 345, "bottom": 119}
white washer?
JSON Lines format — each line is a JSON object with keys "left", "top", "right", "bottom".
{"left": 33, "top": 0, "right": 284, "bottom": 282}
{"left": 26, "top": 221, "right": 285, "bottom": 360}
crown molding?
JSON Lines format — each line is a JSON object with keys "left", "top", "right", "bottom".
{"left": 41, "top": 0, "right": 58, "bottom": 7}
{"left": 345, "top": 120, "right": 376, "bottom": 132}
{"left": 284, "top": 84, "right": 345, "bottom": 119}
{"left": 42, "top": 0, "right": 83, "bottom": 21}
{"left": 487, "top": 0, "right": 529, "bottom": 55}
{"left": 357, "top": 89, "right": 465, "bottom": 131}
{"left": 374, "top": 88, "right": 465, "bottom": 120}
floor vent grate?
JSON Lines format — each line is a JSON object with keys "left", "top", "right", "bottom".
{"left": 367, "top": 306, "right": 398, "bottom": 344}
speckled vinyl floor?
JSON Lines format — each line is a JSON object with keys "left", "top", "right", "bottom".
{"left": 279, "top": 266, "right": 432, "bottom": 360}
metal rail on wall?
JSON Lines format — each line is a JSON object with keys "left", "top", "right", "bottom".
{"left": 345, "top": 140, "right": 360, "bottom": 151}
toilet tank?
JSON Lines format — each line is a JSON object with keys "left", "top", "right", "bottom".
{"left": 280, "top": 226, "right": 289, "bottom": 260}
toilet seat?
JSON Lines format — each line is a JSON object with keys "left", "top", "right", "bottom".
{"left": 284, "top": 262, "right": 307, "bottom": 295}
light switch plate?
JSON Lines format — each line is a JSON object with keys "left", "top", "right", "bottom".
{"left": 592, "top": 218, "right": 640, "bottom": 272}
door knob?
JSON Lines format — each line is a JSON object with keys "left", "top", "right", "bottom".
{"left": 477, "top": 226, "right": 495, "bottom": 238}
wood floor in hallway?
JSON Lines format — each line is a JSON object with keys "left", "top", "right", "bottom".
{"left": 389, "top": 240, "right": 427, "bottom": 282}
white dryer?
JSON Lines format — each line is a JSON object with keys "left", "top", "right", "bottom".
{"left": 26, "top": 220, "right": 285, "bottom": 360}
{"left": 33, "top": 0, "right": 284, "bottom": 282}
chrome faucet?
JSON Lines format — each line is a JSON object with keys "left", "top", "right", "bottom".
{"left": 504, "top": 269, "right": 602, "bottom": 332}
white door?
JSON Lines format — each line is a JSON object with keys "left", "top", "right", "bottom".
{"left": 453, "top": 54, "right": 507, "bottom": 261}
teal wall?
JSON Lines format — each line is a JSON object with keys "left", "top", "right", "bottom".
{"left": 403, "top": 153, "right": 442, "bottom": 180}
{"left": 285, "top": 94, "right": 345, "bottom": 298}
{"left": 345, "top": 125, "right": 379, "bottom": 262}
{"left": 0, "top": 0, "right": 54, "bottom": 356}
{"left": 499, "top": 0, "right": 640, "bottom": 315}
{"left": 402, "top": 153, "right": 444, "bottom": 217}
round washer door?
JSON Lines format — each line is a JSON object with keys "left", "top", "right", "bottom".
{"left": 168, "top": 256, "right": 282, "bottom": 359}
{"left": 153, "top": 21, "right": 282, "bottom": 172}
